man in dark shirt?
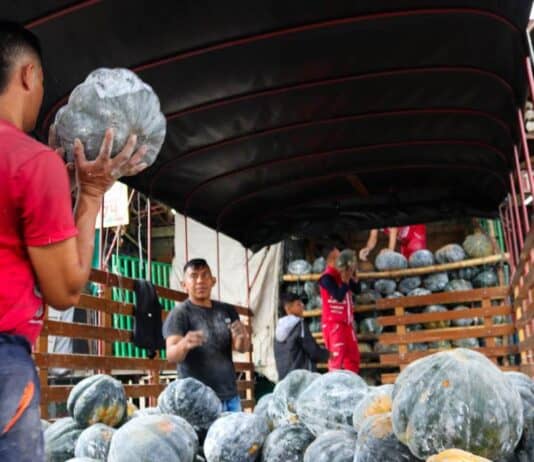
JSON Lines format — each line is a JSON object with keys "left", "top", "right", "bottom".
{"left": 163, "top": 258, "right": 250, "bottom": 411}
{"left": 274, "top": 293, "right": 329, "bottom": 380}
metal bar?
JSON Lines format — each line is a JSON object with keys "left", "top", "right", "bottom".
{"left": 517, "top": 106, "right": 534, "bottom": 211}
{"left": 500, "top": 204, "right": 515, "bottom": 271}
{"left": 146, "top": 198, "right": 152, "bottom": 281}
{"left": 508, "top": 195, "right": 521, "bottom": 266}
{"left": 514, "top": 145, "right": 530, "bottom": 234}
{"left": 216, "top": 231, "right": 221, "bottom": 301}
{"left": 245, "top": 247, "right": 251, "bottom": 307}
{"left": 510, "top": 172, "right": 525, "bottom": 248}
{"left": 184, "top": 215, "right": 189, "bottom": 262}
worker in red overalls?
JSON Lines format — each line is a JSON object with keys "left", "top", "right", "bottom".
{"left": 318, "top": 244, "right": 361, "bottom": 373}
{"left": 359, "top": 225, "right": 427, "bottom": 261}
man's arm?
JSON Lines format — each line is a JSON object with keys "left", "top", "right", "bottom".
{"left": 166, "top": 332, "right": 205, "bottom": 364}
{"left": 319, "top": 274, "right": 350, "bottom": 302}
{"left": 359, "top": 229, "right": 378, "bottom": 261}
{"left": 230, "top": 320, "right": 251, "bottom": 353}
{"left": 300, "top": 321, "right": 329, "bottom": 363}
{"left": 27, "top": 130, "right": 148, "bottom": 309}
{"left": 387, "top": 227, "right": 398, "bottom": 251}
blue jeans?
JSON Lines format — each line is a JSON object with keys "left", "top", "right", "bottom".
{"left": 0, "top": 334, "right": 44, "bottom": 462}
{"left": 221, "top": 395, "right": 242, "bottom": 412}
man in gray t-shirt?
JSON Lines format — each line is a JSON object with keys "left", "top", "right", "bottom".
{"left": 163, "top": 258, "right": 250, "bottom": 411}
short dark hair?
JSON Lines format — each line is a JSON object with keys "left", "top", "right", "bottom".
{"left": 183, "top": 258, "right": 210, "bottom": 274}
{"left": 279, "top": 292, "right": 301, "bottom": 316}
{"left": 318, "top": 236, "right": 346, "bottom": 259}
{"left": 0, "top": 21, "right": 42, "bottom": 93}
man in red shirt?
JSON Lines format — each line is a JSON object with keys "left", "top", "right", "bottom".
{"left": 0, "top": 22, "right": 148, "bottom": 461}
{"left": 318, "top": 244, "right": 361, "bottom": 373}
{"left": 359, "top": 224, "right": 427, "bottom": 261}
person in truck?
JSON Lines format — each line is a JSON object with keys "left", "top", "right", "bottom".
{"left": 0, "top": 21, "right": 148, "bottom": 461}
{"left": 163, "top": 258, "right": 251, "bottom": 412}
{"left": 359, "top": 224, "right": 427, "bottom": 261}
{"left": 318, "top": 243, "right": 361, "bottom": 373}
{"left": 274, "top": 292, "right": 329, "bottom": 380}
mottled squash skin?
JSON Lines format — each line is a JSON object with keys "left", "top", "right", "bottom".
{"left": 423, "top": 272, "right": 449, "bottom": 292}
{"left": 391, "top": 349, "right": 523, "bottom": 461}
{"left": 131, "top": 406, "right": 162, "bottom": 419}
{"left": 463, "top": 233, "right": 493, "bottom": 259}
{"left": 423, "top": 305, "right": 450, "bottom": 329}
{"left": 254, "top": 393, "right": 274, "bottom": 429}
{"left": 203, "top": 412, "right": 269, "bottom": 462}
{"left": 157, "top": 377, "right": 222, "bottom": 431}
{"left": 268, "top": 369, "right": 319, "bottom": 427}
{"left": 435, "top": 245, "right": 466, "bottom": 264}
{"left": 426, "top": 449, "right": 491, "bottom": 461}
{"left": 54, "top": 68, "right": 166, "bottom": 169}
{"left": 261, "top": 424, "right": 314, "bottom": 462}
{"left": 374, "top": 279, "right": 398, "bottom": 295}
{"left": 67, "top": 374, "right": 127, "bottom": 428}
{"left": 375, "top": 250, "right": 408, "bottom": 271}
{"left": 74, "top": 423, "right": 115, "bottom": 460}
{"left": 107, "top": 414, "right": 198, "bottom": 462}
{"left": 44, "top": 417, "right": 83, "bottom": 462}
{"left": 65, "top": 458, "right": 100, "bottom": 462}
{"left": 303, "top": 430, "right": 356, "bottom": 462}
{"left": 409, "top": 250, "right": 434, "bottom": 268}
{"left": 399, "top": 277, "right": 422, "bottom": 294}
{"left": 352, "top": 385, "right": 393, "bottom": 431}
{"left": 353, "top": 413, "right": 418, "bottom": 462}
{"left": 296, "top": 371, "right": 368, "bottom": 436}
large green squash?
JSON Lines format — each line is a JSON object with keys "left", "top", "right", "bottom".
{"left": 157, "top": 377, "right": 222, "bottom": 431}
{"left": 391, "top": 349, "right": 524, "bottom": 460}
{"left": 107, "top": 414, "right": 198, "bottom": 462}
{"left": 451, "top": 306, "right": 475, "bottom": 327}
{"left": 423, "top": 272, "right": 449, "bottom": 292}
{"left": 44, "top": 417, "right": 84, "bottom": 462}
{"left": 66, "top": 459, "right": 100, "bottom": 462}
{"left": 303, "top": 430, "right": 356, "bottom": 462}
{"left": 74, "top": 423, "right": 115, "bottom": 460}
{"left": 67, "top": 374, "right": 127, "bottom": 428}
{"left": 131, "top": 406, "right": 162, "bottom": 419}
{"left": 408, "top": 250, "right": 434, "bottom": 268}
{"left": 54, "top": 68, "right": 166, "bottom": 168}
{"left": 261, "top": 423, "right": 315, "bottom": 462}
{"left": 296, "top": 370, "right": 368, "bottom": 435}
{"left": 375, "top": 250, "right": 408, "bottom": 271}
{"left": 254, "top": 393, "right": 274, "bottom": 429}
{"left": 435, "top": 245, "right": 466, "bottom": 264}
{"left": 445, "top": 279, "right": 473, "bottom": 292}
{"left": 463, "top": 232, "right": 493, "bottom": 259}
{"left": 472, "top": 269, "right": 498, "bottom": 288}
{"left": 353, "top": 413, "right": 418, "bottom": 462}
{"left": 266, "top": 370, "right": 319, "bottom": 429}
{"left": 352, "top": 385, "right": 393, "bottom": 431}
{"left": 203, "top": 412, "right": 269, "bottom": 462}
{"left": 374, "top": 279, "right": 397, "bottom": 296}
{"left": 398, "top": 277, "right": 422, "bottom": 295}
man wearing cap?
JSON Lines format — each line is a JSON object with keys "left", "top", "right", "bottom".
{"left": 318, "top": 245, "right": 361, "bottom": 373}
{"left": 274, "top": 292, "right": 329, "bottom": 380}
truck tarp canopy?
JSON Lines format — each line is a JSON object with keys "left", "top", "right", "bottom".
{"left": 9, "top": 1, "right": 533, "bottom": 250}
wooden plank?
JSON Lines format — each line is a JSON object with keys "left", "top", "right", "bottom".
{"left": 515, "top": 268, "right": 534, "bottom": 302}
{"left": 35, "top": 353, "right": 169, "bottom": 370}
{"left": 283, "top": 254, "right": 508, "bottom": 282}
{"left": 358, "top": 253, "right": 509, "bottom": 279}
{"left": 379, "top": 345, "right": 518, "bottom": 365}
{"left": 241, "top": 399, "right": 254, "bottom": 410}
{"left": 379, "top": 324, "right": 515, "bottom": 345}
{"left": 519, "top": 334, "right": 534, "bottom": 352}
{"left": 378, "top": 305, "right": 512, "bottom": 327}
{"left": 237, "top": 381, "right": 254, "bottom": 392}
{"left": 78, "top": 294, "right": 135, "bottom": 316}
{"left": 312, "top": 332, "right": 378, "bottom": 342}
{"left": 511, "top": 229, "right": 534, "bottom": 287}
{"left": 43, "top": 320, "right": 132, "bottom": 343}
{"left": 520, "top": 363, "right": 534, "bottom": 377}
{"left": 515, "top": 302, "right": 534, "bottom": 328}
{"left": 380, "top": 373, "right": 398, "bottom": 384}
{"left": 376, "top": 287, "right": 509, "bottom": 310}
{"left": 303, "top": 304, "right": 377, "bottom": 318}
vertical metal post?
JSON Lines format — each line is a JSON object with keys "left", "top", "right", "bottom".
{"left": 514, "top": 146, "right": 530, "bottom": 234}
{"left": 99, "top": 195, "right": 105, "bottom": 270}
{"left": 184, "top": 215, "right": 189, "bottom": 262}
{"left": 508, "top": 195, "right": 521, "bottom": 265}
{"left": 518, "top": 107, "right": 534, "bottom": 216}
{"left": 245, "top": 247, "right": 251, "bottom": 307}
{"left": 146, "top": 198, "right": 152, "bottom": 281}
{"left": 216, "top": 231, "right": 221, "bottom": 301}
{"left": 500, "top": 205, "right": 515, "bottom": 270}
{"left": 510, "top": 172, "right": 525, "bottom": 249}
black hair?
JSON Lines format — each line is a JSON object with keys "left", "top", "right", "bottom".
{"left": 0, "top": 21, "right": 42, "bottom": 93}
{"left": 318, "top": 235, "right": 346, "bottom": 259}
{"left": 279, "top": 292, "right": 301, "bottom": 316}
{"left": 183, "top": 258, "right": 210, "bottom": 274}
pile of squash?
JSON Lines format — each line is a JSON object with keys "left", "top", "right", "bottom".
{"left": 43, "top": 349, "right": 533, "bottom": 461}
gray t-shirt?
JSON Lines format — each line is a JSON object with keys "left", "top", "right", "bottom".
{"left": 162, "top": 299, "right": 239, "bottom": 400}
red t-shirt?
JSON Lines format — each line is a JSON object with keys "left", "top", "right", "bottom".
{"left": 0, "top": 119, "right": 78, "bottom": 345}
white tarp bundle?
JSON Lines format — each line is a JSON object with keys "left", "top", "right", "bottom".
{"left": 171, "top": 213, "right": 281, "bottom": 382}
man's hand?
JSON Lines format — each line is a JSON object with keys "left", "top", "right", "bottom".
{"left": 182, "top": 330, "right": 205, "bottom": 351}
{"left": 74, "top": 129, "right": 149, "bottom": 198}
{"left": 359, "top": 247, "right": 371, "bottom": 261}
{"left": 230, "top": 320, "right": 250, "bottom": 353}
